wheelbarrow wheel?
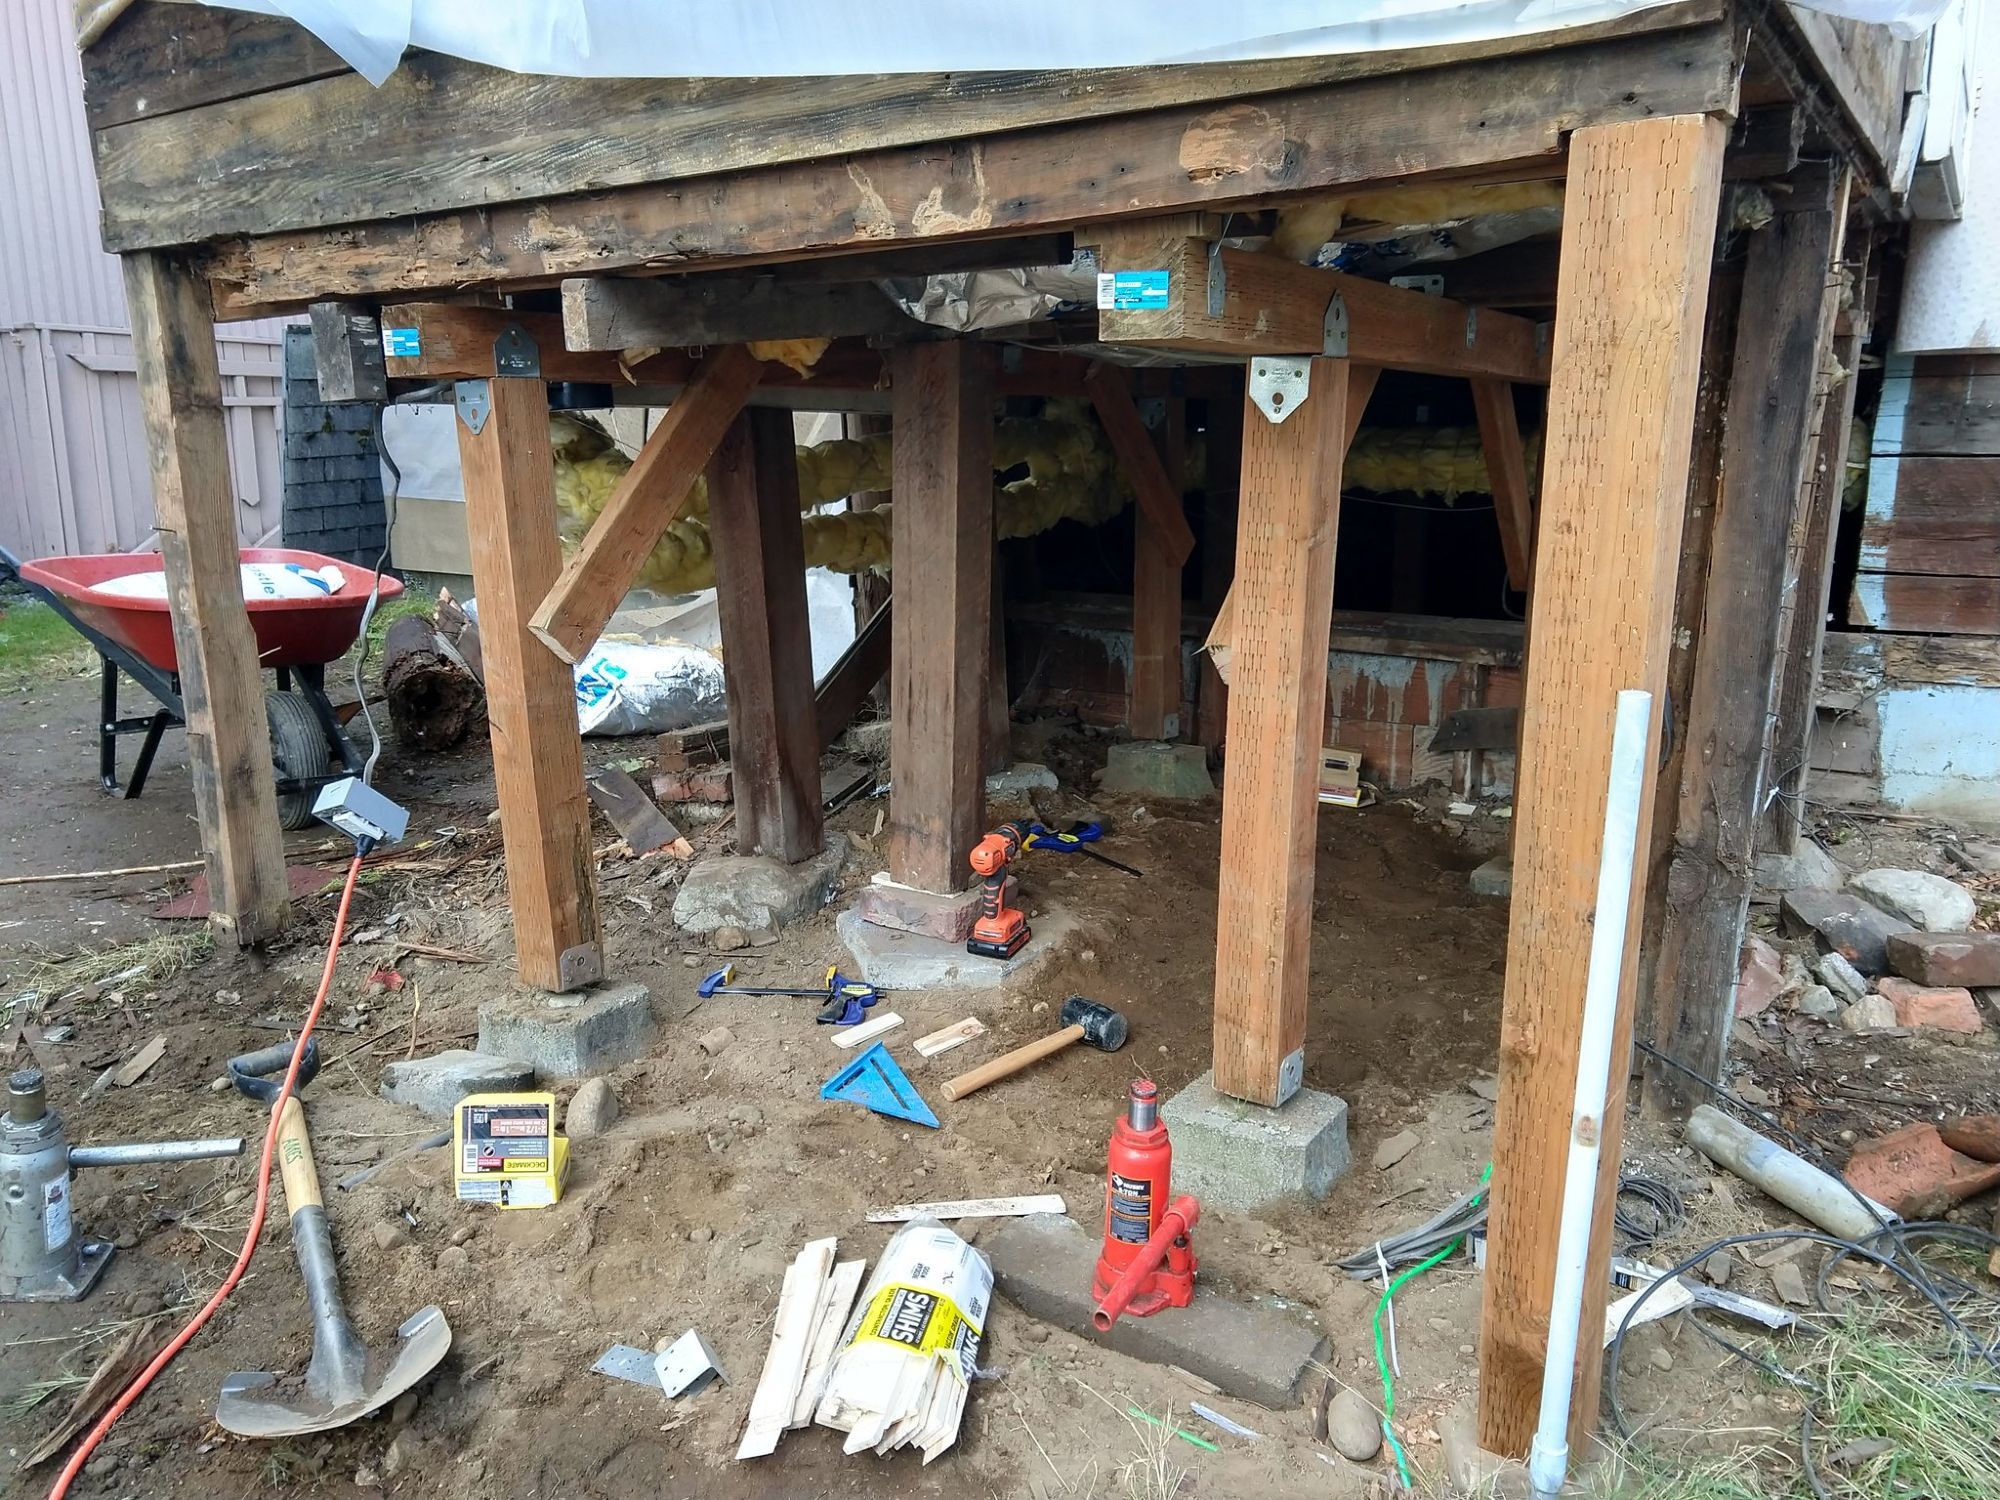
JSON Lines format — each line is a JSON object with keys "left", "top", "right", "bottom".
{"left": 265, "top": 690, "right": 330, "bottom": 831}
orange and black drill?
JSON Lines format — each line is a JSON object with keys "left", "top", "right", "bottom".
{"left": 966, "top": 820, "right": 1031, "bottom": 959}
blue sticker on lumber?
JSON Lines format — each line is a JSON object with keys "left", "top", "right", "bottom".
{"left": 1096, "top": 270, "right": 1171, "bottom": 311}
{"left": 384, "top": 327, "right": 421, "bottom": 357}
{"left": 821, "top": 1043, "right": 938, "bottom": 1128}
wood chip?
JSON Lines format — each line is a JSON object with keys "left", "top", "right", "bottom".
{"left": 25, "top": 1319, "right": 165, "bottom": 1465}
{"left": 831, "top": 1012, "right": 903, "bottom": 1050}
{"left": 865, "top": 1194, "right": 1065, "bottom": 1224}
{"left": 111, "top": 1035, "right": 165, "bottom": 1088}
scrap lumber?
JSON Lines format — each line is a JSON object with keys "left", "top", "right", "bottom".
{"left": 789, "top": 1259, "right": 867, "bottom": 1429}
{"left": 831, "top": 1013, "right": 904, "bottom": 1050}
{"left": 912, "top": 1017, "right": 986, "bottom": 1057}
{"left": 866, "top": 1194, "right": 1066, "bottom": 1224}
{"left": 381, "top": 613, "right": 483, "bottom": 750}
{"left": 737, "top": 1236, "right": 838, "bottom": 1459}
{"left": 584, "top": 768, "right": 691, "bottom": 857}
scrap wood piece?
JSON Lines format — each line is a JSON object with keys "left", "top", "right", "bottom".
{"left": 25, "top": 1318, "right": 165, "bottom": 1466}
{"left": 111, "top": 1034, "right": 165, "bottom": 1088}
{"left": 0, "top": 859, "right": 206, "bottom": 889}
{"left": 737, "top": 1236, "right": 839, "bottom": 1460}
{"left": 912, "top": 1017, "right": 986, "bottom": 1057}
{"left": 789, "top": 1259, "right": 867, "bottom": 1429}
{"left": 1602, "top": 1273, "right": 1695, "bottom": 1347}
{"left": 866, "top": 1194, "right": 1066, "bottom": 1224}
{"left": 382, "top": 612, "right": 484, "bottom": 750}
{"left": 1611, "top": 1257, "right": 1795, "bottom": 1332}
{"left": 585, "top": 767, "right": 693, "bottom": 857}
{"left": 831, "top": 1012, "right": 903, "bottom": 1050}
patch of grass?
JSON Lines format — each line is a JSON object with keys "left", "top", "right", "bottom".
{"left": 16, "top": 929, "right": 212, "bottom": 1000}
{"left": 0, "top": 597, "right": 96, "bottom": 690}
{"left": 360, "top": 580, "right": 436, "bottom": 659}
{"left": 1800, "top": 1319, "right": 2000, "bottom": 1500}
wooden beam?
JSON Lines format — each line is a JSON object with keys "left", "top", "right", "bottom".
{"left": 1847, "top": 573, "right": 2000, "bottom": 635}
{"left": 81, "top": 2, "right": 348, "bottom": 132}
{"left": 1210, "top": 357, "right": 1351, "bottom": 1106}
{"left": 889, "top": 342, "right": 993, "bottom": 894}
{"left": 1090, "top": 236, "right": 1552, "bottom": 381}
{"left": 709, "top": 409, "right": 826, "bottom": 864}
{"left": 1470, "top": 379, "right": 1537, "bottom": 590}
{"left": 119, "top": 250, "right": 290, "bottom": 947}
{"left": 454, "top": 375, "right": 604, "bottom": 991}
{"left": 307, "top": 301, "right": 386, "bottom": 403}
{"left": 1138, "top": 398, "right": 1192, "bottom": 741}
{"left": 815, "top": 600, "right": 893, "bottom": 752}
{"left": 1083, "top": 364, "right": 1198, "bottom": 562}
{"left": 1477, "top": 113, "right": 1725, "bottom": 1461}
{"left": 1645, "top": 179, "right": 1845, "bottom": 1116}
{"left": 202, "top": 26, "right": 1739, "bottom": 318}
{"left": 1856, "top": 457, "right": 2000, "bottom": 576}
{"left": 528, "top": 345, "right": 763, "bottom": 664}
{"left": 1722, "top": 104, "right": 1805, "bottom": 180}
{"left": 563, "top": 276, "right": 921, "bottom": 351}
{"left": 987, "top": 555, "right": 1014, "bottom": 774}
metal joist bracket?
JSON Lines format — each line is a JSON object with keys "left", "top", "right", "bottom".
{"left": 1248, "top": 357, "right": 1312, "bottom": 424}
{"left": 1276, "top": 1047, "right": 1305, "bottom": 1107}
{"left": 1206, "top": 239, "right": 1227, "bottom": 319}
{"left": 454, "top": 379, "right": 492, "bottom": 435}
{"left": 1322, "top": 293, "right": 1349, "bottom": 358}
{"left": 493, "top": 322, "right": 540, "bottom": 378}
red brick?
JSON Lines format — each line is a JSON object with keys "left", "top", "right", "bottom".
{"left": 854, "top": 880, "right": 989, "bottom": 942}
{"left": 1940, "top": 1114, "right": 2000, "bottom": 1164}
{"left": 1844, "top": 1122, "right": 2000, "bottom": 1217}
{"left": 1885, "top": 930, "right": 2000, "bottom": 989}
{"left": 654, "top": 766, "right": 733, "bottom": 803}
{"left": 1876, "top": 976, "right": 1983, "bottom": 1034}
{"left": 1483, "top": 667, "right": 1524, "bottom": 709}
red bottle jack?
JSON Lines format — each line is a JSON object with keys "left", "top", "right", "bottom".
{"left": 1092, "top": 1079, "right": 1198, "bottom": 1323}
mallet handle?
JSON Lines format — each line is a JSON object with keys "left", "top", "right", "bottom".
{"left": 274, "top": 1095, "right": 324, "bottom": 1218}
{"left": 941, "top": 1024, "right": 1084, "bottom": 1102}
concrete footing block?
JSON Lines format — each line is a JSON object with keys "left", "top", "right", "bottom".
{"left": 984, "top": 1214, "right": 1330, "bottom": 1409}
{"left": 380, "top": 1049, "right": 534, "bottom": 1115}
{"left": 1159, "top": 1072, "right": 1350, "bottom": 1211}
{"left": 1099, "top": 741, "right": 1214, "bottom": 799}
{"left": 477, "top": 980, "right": 655, "bottom": 1079}
{"left": 837, "top": 905, "right": 1077, "bottom": 990}
{"left": 671, "top": 833, "right": 848, "bottom": 934}
{"left": 1469, "top": 855, "right": 1513, "bottom": 898}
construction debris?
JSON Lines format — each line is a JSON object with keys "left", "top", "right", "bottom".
{"left": 865, "top": 1194, "right": 1066, "bottom": 1224}
{"left": 737, "top": 1238, "right": 840, "bottom": 1459}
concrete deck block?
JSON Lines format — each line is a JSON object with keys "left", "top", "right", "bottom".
{"left": 671, "top": 833, "right": 847, "bottom": 933}
{"left": 1099, "top": 741, "right": 1214, "bottom": 799}
{"left": 380, "top": 1049, "right": 534, "bottom": 1115}
{"left": 984, "top": 1214, "right": 1329, "bottom": 1409}
{"left": 477, "top": 980, "right": 655, "bottom": 1079}
{"left": 1160, "top": 1072, "right": 1350, "bottom": 1211}
{"left": 1469, "top": 854, "right": 1513, "bottom": 898}
{"left": 837, "top": 905, "right": 1077, "bottom": 990}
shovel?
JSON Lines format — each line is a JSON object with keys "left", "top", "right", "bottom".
{"left": 215, "top": 1096, "right": 452, "bottom": 1437}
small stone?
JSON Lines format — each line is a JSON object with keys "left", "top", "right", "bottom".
{"left": 1876, "top": 977, "right": 1982, "bottom": 1034}
{"left": 1702, "top": 1250, "right": 1736, "bottom": 1287}
{"left": 1466, "top": 1075, "right": 1501, "bottom": 1101}
{"left": 209, "top": 1076, "right": 232, "bottom": 1092}
{"left": 1734, "top": 935, "right": 1786, "bottom": 1019}
{"left": 1326, "top": 1388, "right": 1383, "bottom": 1462}
{"left": 371, "top": 1220, "right": 410, "bottom": 1251}
{"left": 712, "top": 925, "right": 749, "bottom": 953}
{"left": 1770, "top": 1261, "right": 1809, "bottom": 1306}
{"left": 689, "top": 1226, "right": 715, "bottom": 1243}
{"left": 1099, "top": 741, "right": 1215, "bottom": 799}
{"left": 450, "top": 1224, "right": 477, "bottom": 1246}
{"left": 1816, "top": 951, "right": 1870, "bottom": 1004}
{"left": 436, "top": 1245, "right": 470, "bottom": 1273}
{"left": 1373, "top": 1129, "right": 1420, "bottom": 1171}
{"left": 1648, "top": 1347, "right": 1674, "bottom": 1372}
{"left": 1794, "top": 984, "right": 1840, "bottom": 1020}
{"left": 696, "top": 1026, "right": 733, "bottom": 1057}
{"left": 381, "top": 1049, "right": 535, "bottom": 1116}
{"left": 113, "top": 1229, "right": 138, "bottom": 1250}
{"left": 1838, "top": 995, "right": 1898, "bottom": 1033}
{"left": 565, "top": 1078, "right": 621, "bottom": 1137}
{"left": 382, "top": 1434, "right": 411, "bottom": 1478}
{"left": 128, "top": 1292, "right": 162, "bottom": 1318}
{"left": 681, "top": 954, "right": 702, "bottom": 968}
{"left": 727, "top": 1102, "right": 765, "bottom": 1128}
{"left": 83, "top": 1455, "right": 118, "bottom": 1479}
{"left": 1440, "top": 1402, "right": 1530, "bottom": 1499}
{"left": 1850, "top": 868, "right": 1976, "bottom": 932}
{"left": 1939, "top": 1114, "right": 2000, "bottom": 1163}
{"left": 354, "top": 1465, "right": 383, "bottom": 1489}
{"left": 221, "top": 1185, "right": 248, "bottom": 1208}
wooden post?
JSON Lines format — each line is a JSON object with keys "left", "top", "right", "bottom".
{"left": 121, "top": 251, "right": 290, "bottom": 946}
{"left": 888, "top": 342, "right": 993, "bottom": 893}
{"left": 1210, "top": 357, "right": 1352, "bottom": 1107}
{"left": 1644, "top": 174, "right": 1846, "bottom": 1113}
{"left": 987, "top": 554, "right": 1013, "bottom": 774}
{"left": 455, "top": 375, "right": 603, "bottom": 992}
{"left": 1477, "top": 114, "right": 1725, "bottom": 1459}
{"left": 709, "top": 408, "right": 826, "bottom": 863}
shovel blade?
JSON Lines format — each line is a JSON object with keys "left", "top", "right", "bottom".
{"left": 216, "top": 1305, "right": 451, "bottom": 1438}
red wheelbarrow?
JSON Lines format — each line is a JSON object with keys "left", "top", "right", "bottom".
{"left": 1, "top": 545, "right": 402, "bottom": 829}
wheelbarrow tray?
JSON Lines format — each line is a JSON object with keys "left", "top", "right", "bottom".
{"left": 15, "top": 548, "right": 402, "bottom": 672}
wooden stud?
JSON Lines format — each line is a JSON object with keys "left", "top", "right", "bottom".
{"left": 1470, "top": 379, "right": 1537, "bottom": 590}
{"left": 1210, "top": 357, "right": 1352, "bottom": 1106}
{"left": 888, "top": 342, "right": 993, "bottom": 894}
{"left": 455, "top": 375, "right": 604, "bottom": 992}
{"left": 708, "top": 409, "right": 826, "bottom": 864}
{"left": 1645, "top": 178, "right": 1846, "bottom": 1115}
{"left": 563, "top": 276, "right": 921, "bottom": 350}
{"left": 529, "top": 345, "right": 763, "bottom": 664}
{"left": 119, "top": 251, "right": 290, "bottom": 947}
{"left": 1477, "top": 113, "right": 1725, "bottom": 1460}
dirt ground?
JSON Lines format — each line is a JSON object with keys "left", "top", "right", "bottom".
{"left": 4, "top": 660, "right": 1998, "bottom": 1499}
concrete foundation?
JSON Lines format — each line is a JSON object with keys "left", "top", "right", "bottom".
{"left": 983, "top": 1214, "right": 1330, "bottom": 1409}
{"left": 477, "top": 980, "right": 655, "bottom": 1079}
{"left": 671, "top": 833, "right": 848, "bottom": 934}
{"left": 380, "top": 1049, "right": 534, "bottom": 1115}
{"left": 1099, "top": 741, "right": 1214, "bottom": 799}
{"left": 1469, "top": 854, "right": 1513, "bottom": 898}
{"left": 837, "top": 904, "right": 1077, "bottom": 990}
{"left": 1159, "top": 1071, "right": 1350, "bottom": 1211}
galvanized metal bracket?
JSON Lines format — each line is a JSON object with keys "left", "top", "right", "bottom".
{"left": 1389, "top": 274, "right": 1444, "bottom": 298}
{"left": 454, "top": 379, "right": 492, "bottom": 436}
{"left": 1275, "top": 1047, "right": 1306, "bottom": 1107}
{"left": 1322, "top": 293, "right": 1349, "bottom": 357}
{"left": 1248, "top": 357, "right": 1312, "bottom": 424}
{"left": 558, "top": 941, "right": 605, "bottom": 991}
{"left": 1464, "top": 306, "right": 1480, "bottom": 349}
{"left": 1206, "top": 239, "right": 1227, "bottom": 319}
{"left": 493, "top": 323, "right": 541, "bottom": 377}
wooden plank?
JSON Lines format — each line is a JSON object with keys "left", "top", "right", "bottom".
{"left": 1433, "top": 240, "right": 1562, "bottom": 309}
{"left": 81, "top": 1, "right": 348, "bottom": 131}
{"left": 736, "top": 1237, "right": 838, "bottom": 1460}
{"left": 584, "top": 768, "right": 690, "bottom": 858}
{"left": 912, "top": 1017, "right": 987, "bottom": 1057}
{"left": 1878, "top": 373, "right": 2000, "bottom": 457}
{"left": 789, "top": 1260, "right": 866, "bottom": 1430}
{"left": 1821, "top": 631, "right": 2000, "bottom": 689}
{"left": 202, "top": 26, "right": 1740, "bottom": 318}
{"left": 815, "top": 599, "right": 893, "bottom": 751}
{"left": 889, "top": 343, "right": 993, "bottom": 894}
{"left": 1645, "top": 183, "right": 1844, "bottom": 1115}
{"left": 709, "top": 409, "right": 826, "bottom": 864}
{"left": 1211, "top": 357, "right": 1351, "bottom": 1106}
{"left": 1470, "top": 379, "right": 1537, "bottom": 590}
{"left": 1771, "top": 6, "right": 1913, "bottom": 177}
{"left": 455, "top": 375, "right": 604, "bottom": 992}
{"left": 100, "top": 5, "right": 1720, "bottom": 253}
{"left": 1721, "top": 104, "right": 1804, "bottom": 180}
{"left": 1848, "top": 573, "right": 2000, "bottom": 635}
{"left": 866, "top": 1194, "right": 1065, "bottom": 1223}
{"left": 1858, "top": 458, "right": 2000, "bottom": 577}
{"left": 831, "top": 1012, "right": 904, "bottom": 1049}
{"left": 563, "top": 276, "right": 922, "bottom": 350}
{"left": 306, "top": 301, "right": 386, "bottom": 403}
{"left": 119, "top": 251, "right": 289, "bottom": 947}
{"left": 1477, "top": 114, "right": 1725, "bottom": 1461}
{"left": 529, "top": 345, "right": 763, "bottom": 664}
{"left": 1091, "top": 236, "right": 1551, "bottom": 381}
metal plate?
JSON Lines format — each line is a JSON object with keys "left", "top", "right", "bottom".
{"left": 1275, "top": 1047, "right": 1305, "bottom": 1107}
{"left": 1321, "top": 294, "right": 1349, "bottom": 357}
{"left": 1247, "top": 358, "right": 1312, "bottom": 425}
{"left": 492, "top": 324, "right": 540, "bottom": 378}
{"left": 453, "top": 380, "right": 491, "bottom": 436}
{"left": 654, "top": 1329, "right": 728, "bottom": 1398}
{"left": 591, "top": 1343, "right": 662, "bottom": 1390}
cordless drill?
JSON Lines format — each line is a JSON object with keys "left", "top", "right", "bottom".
{"left": 966, "top": 820, "right": 1031, "bottom": 959}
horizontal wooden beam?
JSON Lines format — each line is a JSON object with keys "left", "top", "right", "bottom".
{"left": 563, "top": 276, "right": 924, "bottom": 351}
{"left": 1089, "top": 234, "right": 1551, "bottom": 381}
{"left": 203, "top": 24, "right": 1738, "bottom": 319}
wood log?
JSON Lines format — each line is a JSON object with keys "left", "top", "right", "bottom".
{"left": 382, "top": 613, "right": 483, "bottom": 750}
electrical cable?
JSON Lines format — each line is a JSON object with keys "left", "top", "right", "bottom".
{"left": 1612, "top": 1173, "right": 1686, "bottom": 1254}
{"left": 47, "top": 853, "right": 367, "bottom": 1500}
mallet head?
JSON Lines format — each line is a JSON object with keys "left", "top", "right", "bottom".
{"left": 1061, "top": 996, "right": 1128, "bottom": 1052}
{"left": 698, "top": 966, "right": 736, "bottom": 998}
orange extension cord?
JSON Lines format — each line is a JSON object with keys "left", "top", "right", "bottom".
{"left": 49, "top": 853, "right": 365, "bottom": 1500}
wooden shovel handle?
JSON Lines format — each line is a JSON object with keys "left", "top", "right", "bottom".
{"left": 273, "top": 1095, "right": 323, "bottom": 1217}
{"left": 941, "top": 1024, "right": 1084, "bottom": 1102}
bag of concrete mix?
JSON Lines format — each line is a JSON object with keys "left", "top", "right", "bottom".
{"left": 95, "top": 561, "right": 345, "bottom": 601}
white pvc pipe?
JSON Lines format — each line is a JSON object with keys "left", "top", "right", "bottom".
{"left": 1527, "top": 689, "right": 1653, "bottom": 1500}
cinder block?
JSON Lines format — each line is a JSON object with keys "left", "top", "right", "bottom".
{"left": 380, "top": 1048, "right": 533, "bottom": 1115}
{"left": 1159, "top": 1071, "right": 1350, "bottom": 1211}
{"left": 477, "top": 980, "right": 656, "bottom": 1079}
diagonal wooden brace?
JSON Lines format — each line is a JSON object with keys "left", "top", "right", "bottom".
{"left": 1082, "top": 362, "right": 1197, "bottom": 565}
{"left": 528, "top": 344, "right": 764, "bottom": 663}
{"left": 1470, "top": 377, "right": 1537, "bottom": 591}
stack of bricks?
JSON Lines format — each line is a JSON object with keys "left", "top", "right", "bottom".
{"left": 280, "top": 327, "right": 388, "bottom": 565}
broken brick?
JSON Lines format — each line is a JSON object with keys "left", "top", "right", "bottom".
{"left": 1875, "top": 976, "right": 1983, "bottom": 1035}
{"left": 1734, "top": 935, "right": 1786, "bottom": 1019}
{"left": 1939, "top": 1115, "right": 2000, "bottom": 1164}
{"left": 653, "top": 766, "right": 733, "bottom": 804}
{"left": 1884, "top": 930, "right": 2000, "bottom": 990}
{"left": 1843, "top": 1122, "right": 2000, "bottom": 1218}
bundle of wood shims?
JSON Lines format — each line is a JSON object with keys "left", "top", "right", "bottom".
{"left": 812, "top": 1220, "right": 992, "bottom": 1463}
{"left": 734, "top": 1237, "right": 867, "bottom": 1460}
